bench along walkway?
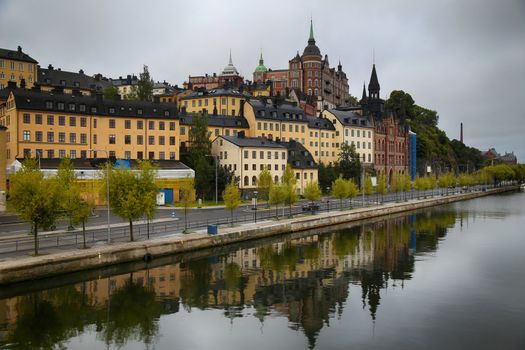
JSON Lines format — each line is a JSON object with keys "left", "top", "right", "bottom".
{"left": 0, "top": 186, "right": 516, "bottom": 285}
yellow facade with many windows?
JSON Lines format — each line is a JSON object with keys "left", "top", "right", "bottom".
{"left": 0, "top": 47, "right": 37, "bottom": 90}
{"left": 0, "top": 88, "right": 180, "bottom": 163}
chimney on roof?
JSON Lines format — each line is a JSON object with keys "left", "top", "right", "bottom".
{"left": 240, "top": 99, "right": 245, "bottom": 117}
{"left": 79, "top": 69, "right": 84, "bottom": 74}
{"left": 48, "top": 64, "right": 54, "bottom": 70}
{"left": 17, "top": 46, "right": 22, "bottom": 53}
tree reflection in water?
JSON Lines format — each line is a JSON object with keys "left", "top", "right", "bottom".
{"left": 1, "top": 208, "right": 460, "bottom": 349}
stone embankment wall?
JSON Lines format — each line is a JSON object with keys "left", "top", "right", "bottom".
{"left": 0, "top": 187, "right": 516, "bottom": 285}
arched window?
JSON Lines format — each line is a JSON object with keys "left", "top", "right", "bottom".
{"left": 252, "top": 176, "right": 257, "bottom": 186}
{"left": 307, "top": 79, "right": 312, "bottom": 87}
{"left": 314, "top": 89, "right": 318, "bottom": 95}
{"left": 274, "top": 175, "right": 279, "bottom": 183}
{"left": 244, "top": 176, "right": 249, "bottom": 187}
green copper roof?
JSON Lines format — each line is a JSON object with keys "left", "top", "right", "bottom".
{"left": 309, "top": 19, "right": 315, "bottom": 42}
{"left": 255, "top": 51, "right": 267, "bottom": 72}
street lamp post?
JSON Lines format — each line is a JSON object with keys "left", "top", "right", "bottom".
{"left": 253, "top": 190, "right": 258, "bottom": 223}
{"left": 326, "top": 187, "right": 330, "bottom": 212}
{"left": 89, "top": 149, "right": 111, "bottom": 243}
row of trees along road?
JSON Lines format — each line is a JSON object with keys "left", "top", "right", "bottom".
{"left": 8, "top": 158, "right": 159, "bottom": 255}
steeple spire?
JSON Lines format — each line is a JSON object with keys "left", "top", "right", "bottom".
{"left": 368, "top": 64, "right": 380, "bottom": 98}
{"left": 259, "top": 49, "right": 264, "bottom": 65}
{"left": 229, "top": 49, "right": 233, "bottom": 65}
{"left": 362, "top": 81, "right": 367, "bottom": 100}
{"left": 308, "top": 18, "right": 315, "bottom": 44}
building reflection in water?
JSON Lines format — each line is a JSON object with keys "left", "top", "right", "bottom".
{"left": 0, "top": 208, "right": 459, "bottom": 349}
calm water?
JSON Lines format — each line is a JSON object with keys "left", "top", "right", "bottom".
{"left": 1, "top": 192, "right": 524, "bottom": 350}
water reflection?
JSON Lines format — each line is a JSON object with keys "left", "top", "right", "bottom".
{"left": 0, "top": 207, "right": 470, "bottom": 349}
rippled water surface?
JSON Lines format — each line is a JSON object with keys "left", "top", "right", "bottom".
{"left": 1, "top": 192, "right": 524, "bottom": 349}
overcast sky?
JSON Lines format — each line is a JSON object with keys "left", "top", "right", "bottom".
{"left": 1, "top": 0, "right": 524, "bottom": 161}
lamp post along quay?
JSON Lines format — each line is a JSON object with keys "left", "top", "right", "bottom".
{"left": 253, "top": 190, "right": 258, "bottom": 223}
{"left": 89, "top": 149, "right": 111, "bottom": 243}
{"left": 206, "top": 155, "right": 219, "bottom": 204}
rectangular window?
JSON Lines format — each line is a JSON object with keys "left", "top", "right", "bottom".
{"left": 59, "top": 150, "right": 66, "bottom": 158}
{"left": 59, "top": 115, "right": 65, "bottom": 126}
{"left": 252, "top": 164, "right": 256, "bottom": 171}
{"left": 80, "top": 133, "right": 87, "bottom": 144}
{"left": 137, "top": 151, "right": 143, "bottom": 159}
{"left": 125, "top": 135, "right": 131, "bottom": 144}
{"left": 125, "top": 120, "right": 131, "bottom": 129}
{"left": 180, "top": 126, "right": 185, "bottom": 135}
{"left": 93, "top": 118, "right": 97, "bottom": 128}
{"left": 267, "top": 151, "right": 271, "bottom": 159}
{"left": 81, "top": 150, "right": 87, "bottom": 158}
{"left": 257, "top": 122, "right": 261, "bottom": 130}
{"left": 169, "top": 136, "right": 176, "bottom": 145}
{"left": 148, "top": 135, "right": 155, "bottom": 145}
{"left": 159, "top": 152, "right": 165, "bottom": 160}
{"left": 80, "top": 117, "right": 87, "bottom": 127}
{"left": 35, "top": 131, "right": 42, "bottom": 142}
{"left": 79, "top": 104, "right": 86, "bottom": 112}
{"left": 149, "top": 121, "right": 155, "bottom": 130}
{"left": 93, "top": 134, "right": 97, "bottom": 144}
{"left": 252, "top": 151, "right": 256, "bottom": 159}
{"left": 109, "top": 134, "right": 116, "bottom": 144}
{"left": 70, "top": 133, "right": 76, "bottom": 143}
{"left": 23, "top": 130, "right": 30, "bottom": 141}
{"left": 69, "top": 116, "right": 76, "bottom": 127}
{"left": 35, "top": 114, "right": 42, "bottom": 124}
{"left": 137, "top": 120, "right": 143, "bottom": 129}
{"left": 159, "top": 121, "right": 165, "bottom": 130}
{"left": 70, "top": 150, "right": 77, "bottom": 159}
{"left": 244, "top": 164, "right": 248, "bottom": 171}
{"left": 137, "top": 135, "right": 143, "bottom": 145}
{"left": 109, "top": 119, "right": 115, "bottom": 128}
{"left": 260, "top": 151, "right": 264, "bottom": 159}
{"left": 169, "top": 152, "right": 176, "bottom": 160}
{"left": 47, "top": 149, "right": 54, "bottom": 158}
{"left": 148, "top": 151, "right": 154, "bottom": 159}
{"left": 170, "top": 122, "right": 176, "bottom": 131}
{"left": 159, "top": 136, "right": 165, "bottom": 145}
{"left": 47, "top": 132, "right": 54, "bottom": 142}
{"left": 57, "top": 102, "right": 64, "bottom": 110}
{"left": 23, "top": 114, "right": 30, "bottom": 123}
{"left": 244, "top": 150, "right": 249, "bottom": 159}
{"left": 125, "top": 151, "right": 131, "bottom": 159}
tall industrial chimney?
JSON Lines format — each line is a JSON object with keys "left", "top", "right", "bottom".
{"left": 460, "top": 122, "right": 464, "bottom": 143}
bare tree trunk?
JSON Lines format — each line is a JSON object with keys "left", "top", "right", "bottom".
{"left": 34, "top": 223, "right": 38, "bottom": 256}
{"left": 147, "top": 218, "right": 150, "bottom": 239}
{"left": 231, "top": 208, "right": 234, "bottom": 226}
{"left": 82, "top": 221, "right": 86, "bottom": 249}
{"left": 129, "top": 219, "right": 134, "bottom": 241}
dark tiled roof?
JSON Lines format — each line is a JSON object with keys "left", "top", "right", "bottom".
{"left": 179, "top": 114, "right": 249, "bottom": 128}
{"left": 8, "top": 88, "right": 178, "bottom": 119}
{"left": 18, "top": 158, "right": 190, "bottom": 170}
{"left": 249, "top": 99, "right": 308, "bottom": 123}
{"left": 327, "top": 109, "right": 373, "bottom": 128}
{"left": 180, "top": 88, "right": 250, "bottom": 100}
{"left": 306, "top": 116, "right": 336, "bottom": 130}
{"left": 38, "top": 67, "right": 111, "bottom": 90}
{"left": 220, "top": 135, "right": 286, "bottom": 148}
{"left": 283, "top": 140, "right": 317, "bottom": 169}
{"left": 0, "top": 47, "right": 38, "bottom": 63}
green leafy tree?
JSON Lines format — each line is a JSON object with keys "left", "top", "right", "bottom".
{"left": 257, "top": 166, "right": 272, "bottom": 207}
{"left": 318, "top": 162, "right": 337, "bottom": 194}
{"left": 337, "top": 143, "right": 361, "bottom": 181}
{"left": 414, "top": 176, "right": 427, "bottom": 199}
{"left": 130, "top": 65, "right": 154, "bottom": 101}
{"left": 103, "top": 86, "right": 119, "bottom": 99}
{"left": 282, "top": 165, "right": 297, "bottom": 218}
{"left": 438, "top": 172, "right": 455, "bottom": 195}
{"left": 363, "top": 174, "right": 374, "bottom": 196}
{"left": 8, "top": 158, "right": 61, "bottom": 255}
{"left": 391, "top": 174, "right": 404, "bottom": 201}
{"left": 376, "top": 174, "right": 388, "bottom": 203}
{"left": 103, "top": 165, "right": 143, "bottom": 241}
{"left": 137, "top": 160, "right": 158, "bottom": 239}
{"left": 223, "top": 179, "right": 241, "bottom": 225}
{"left": 186, "top": 113, "right": 213, "bottom": 199}
{"left": 402, "top": 174, "right": 412, "bottom": 201}
{"left": 269, "top": 183, "right": 286, "bottom": 219}
{"left": 345, "top": 178, "right": 358, "bottom": 208}
{"left": 56, "top": 157, "right": 77, "bottom": 230}
{"left": 180, "top": 179, "right": 196, "bottom": 233}
{"left": 303, "top": 181, "right": 321, "bottom": 214}
{"left": 331, "top": 176, "right": 348, "bottom": 209}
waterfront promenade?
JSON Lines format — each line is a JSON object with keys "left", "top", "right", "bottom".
{"left": 0, "top": 185, "right": 517, "bottom": 285}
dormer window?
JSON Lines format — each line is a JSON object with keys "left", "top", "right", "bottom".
{"left": 79, "top": 104, "right": 86, "bottom": 112}
{"left": 45, "top": 101, "right": 53, "bottom": 109}
{"left": 137, "top": 108, "right": 143, "bottom": 115}
{"left": 109, "top": 107, "right": 115, "bottom": 114}
{"left": 91, "top": 107, "right": 97, "bottom": 113}
{"left": 164, "top": 110, "right": 169, "bottom": 117}
{"left": 60, "top": 80, "right": 66, "bottom": 86}
{"left": 73, "top": 82, "right": 80, "bottom": 87}
{"left": 57, "top": 102, "right": 64, "bottom": 110}
{"left": 68, "top": 103, "right": 75, "bottom": 111}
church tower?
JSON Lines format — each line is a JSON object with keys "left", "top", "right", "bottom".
{"left": 366, "top": 64, "right": 384, "bottom": 117}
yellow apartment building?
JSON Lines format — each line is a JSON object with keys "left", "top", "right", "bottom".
{"left": 211, "top": 134, "right": 288, "bottom": 194}
{"left": 323, "top": 109, "right": 375, "bottom": 166}
{"left": 180, "top": 88, "right": 248, "bottom": 117}
{"left": 0, "top": 46, "right": 37, "bottom": 90}
{"left": 0, "top": 87, "right": 180, "bottom": 162}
